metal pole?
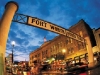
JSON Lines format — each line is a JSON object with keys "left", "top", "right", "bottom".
{"left": 12, "top": 45, "right": 14, "bottom": 64}
{"left": 0, "top": 1, "right": 18, "bottom": 75}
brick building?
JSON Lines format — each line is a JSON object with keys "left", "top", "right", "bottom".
{"left": 93, "top": 28, "right": 100, "bottom": 52}
{"left": 29, "top": 19, "right": 97, "bottom": 68}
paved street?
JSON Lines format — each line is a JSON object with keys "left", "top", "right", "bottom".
{"left": 86, "top": 66, "right": 100, "bottom": 75}
{"left": 6, "top": 66, "right": 100, "bottom": 75}
{"left": 40, "top": 66, "right": 100, "bottom": 75}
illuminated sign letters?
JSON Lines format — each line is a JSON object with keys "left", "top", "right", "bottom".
{"left": 27, "top": 16, "right": 84, "bottom": 42}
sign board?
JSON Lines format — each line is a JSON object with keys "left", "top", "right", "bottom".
{"left": 80, "top": 54, "right": 85, "bottom": 58}
{"left": 27, "top": 16, "right": 84, "bottom": 42}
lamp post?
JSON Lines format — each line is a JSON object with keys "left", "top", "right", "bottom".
{"left": 62, "top": 49, "right": 66, "bottom": 60}
{"left": 61, "top": 49, "right": 66, "bottom": 70}
{"left": 11, "top": 41, "right": 15, "bottom": 64}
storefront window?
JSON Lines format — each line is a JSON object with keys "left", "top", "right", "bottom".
{"left": 74, "top": 56, "right": 80, "bottom": 63}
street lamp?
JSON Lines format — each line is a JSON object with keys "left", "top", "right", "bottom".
{"left": 62, "top": 49, "right": 66, "bottom": 60}
{"left": 62, "top": 49, "right": 66, "bottom": 53}
{"left": 11, "top": 41, "right": 15, "bottom": 64}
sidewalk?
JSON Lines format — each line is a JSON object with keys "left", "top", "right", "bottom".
{"left": 41, "top": 70, "right": 69, "bottom": 74}
{"left": 41, "top": 64, "right": 100, "bottom": 74}
{"left": 87, "top": 63, "right": 100, "bottom": 70}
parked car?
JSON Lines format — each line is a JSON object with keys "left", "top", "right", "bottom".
{"left": 40, "top": 64, "right": 51, "bottom": 71}
{"left": 66, "top": 62, "right": 88, "bottom": 74}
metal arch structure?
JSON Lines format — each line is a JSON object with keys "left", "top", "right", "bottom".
{"left": 12, "top": 13, "right": 27, "bottom": 24}
{"left": 12, "top": 13, "right": 85, "bottom": 43}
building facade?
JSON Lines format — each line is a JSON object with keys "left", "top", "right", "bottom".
{"left": 93, "top": 28, "right": 100, "bottom": 52}
{"left": 5, "top": 54, "right": 13, "bottom": 66}
{"left": 29, "top": 19, "right": 98, "bottom": 68}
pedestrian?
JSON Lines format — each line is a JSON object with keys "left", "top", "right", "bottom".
{"left": 30, "top": 66, "right": 34, "bottom": 75}
{"left": 30, "top": 64, "right": 39, "bottom": 75}
{"left": 97, "top": 55, "right": 100, "bottom": 61}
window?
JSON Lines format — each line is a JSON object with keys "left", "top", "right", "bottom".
{"left": 66, "top": 40, "right": 68, "bottom": 44}
{"left": 99, "top": 34, "right": 100, "bottom": 38}
{"left": 78, "top": 42, "right": 85, "bottom": 50}
{"left": 66, "top": 38, "right": 72, "bottom": 44}
{"left": 68, "top": 47, "right": 74, "bottom": 54}
{"left": 35, "top": 55, "right": 37, "bottom": 57}
{"left": 53, "top": 45, "right": 55, "bottom": 52}
{"left": 50, "top": 48, "right": 52, "bottom": 52}
{"left": 32, "top": 56, "right": 34, "bottom": 59}
{"left": 60, "top": 42, "right": 62, "bottom": 47}
{"left": 58, "top": 43, "right": 60, "bottom": 48}
{"left": 38, "top": 53, "right": 40, "bottom": 57}
{"left": 42, "top": 51, "right": 43, "bottom": 54}
{"left": 69, "top": 38, "right": 72, "bottom": 43}
{"left": 70, "top": 39, "right": 73, "bottom": 43}
{"left": 46, "top": 50, "right": 48, "bottom": 54}
{"left": 79, "top": 31, "right": 83, "bottom": 37}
